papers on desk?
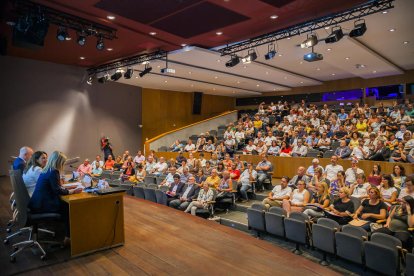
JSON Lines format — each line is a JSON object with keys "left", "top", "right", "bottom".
{"left": 63, "top": 182, "right": 84, "bottom": 189}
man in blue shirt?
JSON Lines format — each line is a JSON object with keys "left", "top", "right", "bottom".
{"left": 13, "top": 146, "right": 33, "bottom": 174}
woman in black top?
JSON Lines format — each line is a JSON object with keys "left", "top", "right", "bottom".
{"left": 373, "top": 196, "right": 414, "bottom": 250}
{"left": 353, "top": 186, "right": 387, "bottom": 231}
{"left": 327, "top": 187, "right": 354, "bottom": 225}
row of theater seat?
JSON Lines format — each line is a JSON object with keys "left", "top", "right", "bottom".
{"left": 247, "top": 204, "right": 414, "bottom": 276}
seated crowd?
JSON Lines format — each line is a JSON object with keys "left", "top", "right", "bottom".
{"left": 169, "top": 99, "right": 414, "bottom": 163}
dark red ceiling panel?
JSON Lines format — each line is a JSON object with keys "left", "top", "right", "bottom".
{"left": 150, "top": 1, "right": 250, "bottom": 38}
{"left": 259, "top": 0, "right": 295, "bottom": 8}
{"left": 94, "top": 0, "right": 202, "bottom": 24}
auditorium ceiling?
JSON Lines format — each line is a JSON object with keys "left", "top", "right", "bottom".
{"left": 1, "top": 0, "right": 413, "bottom": 96}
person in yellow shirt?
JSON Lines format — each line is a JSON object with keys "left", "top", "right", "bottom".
{"left": 204, "top": 168, "right": 221, "bottom": 189}
{"left": 253, "top": 115, "right": 263, "bottom": 131}
{"left": 355, "top": 117, "right": 367, "bottom": 134}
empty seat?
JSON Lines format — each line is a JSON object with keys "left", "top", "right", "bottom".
{"left": 306, "top": 149, "right": 321, "bottom": 158}
{"left": 284, "top": 212, "right": 310, "bottom": 254}
{"left": 155, "top": 190, "right": 168, "bottom": 205}
{"left": 365, "top": 232, "right": 403, "bottom": 276}
{"left": 133, "top": 186, "right": 145, "bottom": 199}
{"left": 335, "top": 225, "right": 367, "bottom": 264}
{"left": 144, "top": 176, "right": 156, "bottom": 185}
{"left": 312, "top": 218, "right": 340, "bottom": 265}
{"left": 323, "top": 150, "right": 335, "bottom": 158}
{"left": 406, "top": 249, "right": 414, "bottom": 276}
{"left": 144, "top": 188, "right": 157, "bottom": 202}
{"left": 265, "top": 207, "right": 286, "bottom": 238}
{"left": 247, "top": 203, "right": 266, "bottom": 236}
{"left": 156, "top": 176, "right": 166, "bottom": 185}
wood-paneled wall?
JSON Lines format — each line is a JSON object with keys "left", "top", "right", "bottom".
{"left": 141, "top": 88, "right": 235, "bottom": 148}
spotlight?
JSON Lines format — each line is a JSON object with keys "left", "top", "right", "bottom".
{"left": 225, "top": 55, "right": 240, "bottom": 67}
{"left": 77, "top": 31, "right": 87, "bottom": 46}
{"left": 139, "top": 64, "right": 152, "bottom": 77}
{"left": 301, "top": 34, "right": 318, "bottom": 48}
{"left": 349, "top": 19, "right": 367, "bottom": 37}
{"left": 87, "top": 76, "right": 93, "bottom": 85}
{"left": 56, "top": 26, "right": 68, "bottom": 41}
{"left": 264, "top": 43, "right": 276, "bottom": 60}
{"left": 304, "top": 51, "right": 323, "bottom": 62}
{"left": 96, "top": 36, "right": 104, "bottom": 50}
{"left": 325, "top": 26, "right": 343, "bottom": 43}
{"left": 241, "top": 49, "right": 257, "bottom": 64}
{"left": 98, "top": 74, "right": 109, "bottom": 83}
{"left": 124, "top": 68, "right": 134, "bottom": 79}
{"left": 110, "top": 71, "right": 122, "bottom": 81}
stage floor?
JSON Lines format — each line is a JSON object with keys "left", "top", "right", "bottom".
{"left": 1, "top": 177, "right": 340, "bottom": 275}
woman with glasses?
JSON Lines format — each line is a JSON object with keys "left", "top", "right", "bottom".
{"left": 352, "top": 186, "right": 387, "bottom": 231}
{"left": 282, "top": 180, "right": 310, "bottom": 216}
{"left": 327, "top": 187, "right": 354, "bottom": 225}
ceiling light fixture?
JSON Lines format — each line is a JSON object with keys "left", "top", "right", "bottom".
{"left": 300, "top": 33, "right": 318, "bottom": 48}
{"left": 403, "top": 41, "right": 409, "bottom": 45}
{"left": 110, "top": 71, "right": 122, "bottom": 81}
{"left": 56, "top": 26, "right": 68, "bottom": 41}
{"left": 87, "top": 76, "right": 93, "bottom": 85}
{"left": 149, "top": 31, "right": 157, "bottom": 36}
{"left": 264, "top": 43, "right": 277, "bottom": 60}
{"left": 77, "top": 31, "right": 87, "bottom": 46}
{"left": 160, "top": 53, "right": 175, "bottom": 74}
{"left": 96, "top": 36, "right": 105, "bottom": 50}
{"left": 225, "top": 55, "right": 240, "bottom": 67}
{"left": 107, "top": 15, "right": 116, "bottom": 20}
{"left": 270, "top": 15, "right": 278, "bottom": 19}
{"left": 389, "top": 28, "right": 395, "bottom": 32}
{"left": 216, "top": 31, "right": 223, "bottom": 35}
{"left": 79, "top": 56, "right": 85, "bottom": 60}
{"left": 139, "top": 64, "right": 152, "bottom": 77}
{"left": 98, "top": 74, "right": 109, "bottom": 83}
{"left": 124, "top": 68, "right": 134, "bottom": 79}
{"left": 242, "top": 49, "right": 257, "bottom": 64}
{"left": 107, "top": 48, "right": 113, "bottom": 51}
{"left": 325, "top": 26, "right": 344, "bottom": 43}
{"left": 304, "top": 47, "right": 323, "bottom": 62}
{"left": 349, "top": 19, "right": 367, "bottom": 37}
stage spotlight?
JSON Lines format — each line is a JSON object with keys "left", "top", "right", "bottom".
{"left": 96, "top": 36, "right": 104, "bottom": 50}
{"left": 304, "top": 51, "right": 323, "bottom": 62}
{"left": 349, "top": 19, "right": 367, "bottom": 37}
{"left": 241, "top": 49, "right": 257, "bottom": 64}
{"left": 86, "top": 76, "right": 93, "bottom": 85}
{"left": 97, "top": 74, "right": 109, "bottom": 83}
{"left": 111, "top": 71, "right": 122, "bottom": 81}
{"left": 225, "top": 55, "right": 240, "bottom": 67}
{"left": 77, "top": 31, "right": 87, "bottom": 46}
{"left": 124, "top": 68, "right": 134, "bottom": 79}
{"left": 139, "top": 64, "right": 152, "bottom": 77}
{"left": 301, "top": 34, "right": 318, "bottom": 48}
{"left": 325, "top": 26, "right": 343, "bottom": 43}
{"left": 264, "top": 43, "right": 276, "bottom": 60}
{"left": 56, "top": 26, "right": 68, "bottom": 41}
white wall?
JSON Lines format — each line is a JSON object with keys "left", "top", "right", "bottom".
{"left": 0, "top": 56, "right": 142, "bottom": 175}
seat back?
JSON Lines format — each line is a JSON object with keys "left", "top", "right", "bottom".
{"left": 159, "top": 185, "right": 169, "bottom": 192}
{"left": 323, "top": 150, "right": 335, "bottom": 158}
{"left": 247, "top": 204, "right": 266, "bottom": 232}
{"left": 133, "top": 186, "right": 145, "bottom": 199}
{"left": 284, "top": 212, "right": 309, "bottom": 244}
{"left": 9, "top": 170, "right": 29, "bottom": 228}
{"left": 156, "top": 176, "right": 166, "bottom": 185}
{"left": 144, "top": 188, "right": 157, "bottom": 202}
{"left": 265, "top": 207, "right": 286, "bottom": 237}
{"left": 350, "top": 196, "right": 361, "bottom": 211}
{"left": 111, "top": 171, "right": 122, "bottom": 180}
{"left": 312, "top": 218, "right": 339, "bottom": 255}
{"left": 109, "top": 179, "right": 121, "bottom": 187}
{"left": 406, "top": 250, "right": 414, "bottom": 276}
{"left": 335, "top": 225, "right": 367, "bottom": 264}
{"left": 144, "top": 176, "right": 156, "bottom": 185}
{"left": 147, "top": 184, "right": 158, "bottom": 189}
{"left": 100, "top": 170, "right": 112, "bottom": 179}
{"left": 370, "top": 232, "right": 402, "bottom": 249}
{"left": 155, "top": 190, "right": 168, "bottom": 205}
{"left": 120, "top": 183, "right": 134, "bottom": 195}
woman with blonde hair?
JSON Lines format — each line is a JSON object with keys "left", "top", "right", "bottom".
{"left": 327, "top": 187, "right": 354, "bottom": 225}
{"left": 29, "top": 151, "right": 82, "bottom": 243}
{"left": 303, "top": 182, "right": 330, "bottom": 219}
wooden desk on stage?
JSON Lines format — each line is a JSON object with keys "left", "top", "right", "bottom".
{"left": 61, "top": 192, "right": 125, "bottom": 257}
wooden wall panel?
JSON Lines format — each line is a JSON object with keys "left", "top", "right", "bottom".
{"left": 141, "top": 88, "right": 235, "bottom": 148}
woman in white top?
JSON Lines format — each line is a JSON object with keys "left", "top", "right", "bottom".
{"left": 399, "top": 176, "right": 414, "bottom": 199}
{"left": 282, "top": 180, "right": 310, "bottom": 216}
{"left": 380, "top": 174, "right": 398, "bottom": 206}
{"left": 23, "top": 151, "right": 48, "bottom": 197}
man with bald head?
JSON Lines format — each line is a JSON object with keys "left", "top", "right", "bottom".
{"left": 288, "top": 166, "right": 310, "bottom": 188}
{"left": 13, "top": 146, "right": 33, "bottom": 174}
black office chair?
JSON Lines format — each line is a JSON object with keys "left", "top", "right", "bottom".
{"left": 8, "top": 170, "right": 61, "bottom": 262}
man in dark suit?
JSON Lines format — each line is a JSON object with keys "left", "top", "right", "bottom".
{"left": 368, "top": 140, "right": 391, "bottom": 161}
{"left": 13, "top": 146, "right": 33, "bottom": 173}
{"left": 166, "top": 174, "right": 185, "bottom": 206}
{"left": 169, "top": 176, "right": 200, "bottom": 210}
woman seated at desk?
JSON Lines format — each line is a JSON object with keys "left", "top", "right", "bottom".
{"left": 29, "top": 151, "right": 82, "bottom": 244}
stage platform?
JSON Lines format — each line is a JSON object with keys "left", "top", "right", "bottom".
{"left": 1, "top": 176, "right": 340, "bottom": 275}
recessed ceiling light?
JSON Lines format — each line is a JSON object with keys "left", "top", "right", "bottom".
{"left": 325, "top": 26, "right": 330, "bottom": 30}
{"left": 217, "top": 59, "right": 221, "bottom": 62}
{"left": 287, "top": 37, "right": 291, "bottom": 40}
{"left": 106, "top": 48, "right": 113, "bottom": 51}
{"left": 316, "top": 68, "right": 320, "bottom": 71}
{"left": 237, "top": 81, "right": 240, "bottom": 84}
{"left": 214, "top": 76, "right": 218, "bottom": 79}
{"left": 372, "top": 70, "right": 377, "bottom": 73}
{"left": 65, "top": 37, "right": 71, "bottom": 41}
{"left": 278, "top": 54, "right": 283, "bottom": 57}
{"left": 107, "top": 15, "right": 116, "bottom": 20}
{"left": 389, "top": 28, "right": 396, "bottom": 32}
{"left": 256, "top": 84, "right": 260, "bottom": 87}
{"left": 356, "top": 64, "right": 366, "bottom": 69}
{"left": 164, "top": 80, "right": 168, "bottom": 83}
{"left": 403, "top": 41, "right": 409, "bottom": 45}
{"left": 327, "top": 48, "right": 332, "bottom": 51}
{"left": 300, "top": 81, "right": 304, "bottom": 84}
{"left": 135, "top": 76, "right": 138, "bottom": 79}
{"left": 79, "top": 56, "right": 85, "bottom": 60}
{"left": 181, "top": 43, "right": 187, "bottom": 47}
{"left": 216, "top": 31, "right": 223, "bottom": 35}
{"left": 299, "top": 61, "right": 303, "bottom": 64}
{"left": 157, "top": 65, "right": 160, "bottom": 68}
{"left": 149, "top": 31, "right": 157, "bottom": 36}
{"left": 188, "top": 71, "right": 192, "bottom": 74}
{"left": 331, "top": 73, "right": 336, "bottom": 76}
{"left": 270, "top": 15, "right": 278, "bottom": 20}
{"left": 265, "top": 71, "right": 269, "bottom": 75}
{"left": 345, "top": 57, "right": 350, "bottom": 60}
{"left": 382, "top": 11, "right": 388, "bottom": 14}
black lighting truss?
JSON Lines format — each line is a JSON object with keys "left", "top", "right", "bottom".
{"left": 12, "top": 0, "right": 117, "bottom": 40}
{"left": 87, "top": 50, "right": 167, "bottom": 75}
{"left": 219, "top": 0, "right": 394, "bottom": 56}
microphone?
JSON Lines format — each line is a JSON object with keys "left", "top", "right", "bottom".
{"left": 65, "top": 157, "right": 80, "bottom": 166}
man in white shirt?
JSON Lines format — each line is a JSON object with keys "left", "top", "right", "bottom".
{"left": 133, "top": 150, "right": 145, "bottom": 165}
{"left": 351, "top": 139, "right": 369, "bottom": 160}
{"left": 345, "top": 158, "right": 364, "bottom": 184}
{"left": 264, "top": 131, "right": 277, "bottom": 147}
{"left": 262, "top": 176, "right": 291, "bottom": 210}
{"left": 91, "top": 155, "right": 104, "bottom": 170}
{"left": 152, "top": 157, "right": 168, "bottom": 176}
{"left": 292, "top": 139, "right": 308, "bottom": 157}
{"left": 160, "top": 166, "right": 177, "bottom": 187}
{"left": 324, "top": 155, "right": 344, "bottom": 182}
{"left": 184, "top": 140, "right": 196, "bottom": 152}
{"left": 244, "top": 140, "right": 257, "bottom": 155}
{"left": 238, "top": 163, "right": 257, "bottom": 202}
{"left": 306, "top": 158, "right": 324, "bottom": 177}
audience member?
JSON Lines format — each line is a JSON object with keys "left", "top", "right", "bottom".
{"left": 13, "top": 146, "right": 33, "bottom": 173}
{"left": 327, "top": 187, "right": 354, "bottom": 225}
{"left": 352, "top": 186, "right": 387, "bottom": 231}
{"left": 184, "top": 182, "right": 214, "bottom": 216}
{"left": 262, "top": 176, "right": 291, "bottom": 210}
{"left": 282, "top": 180, "right": 310, "bottom": 216}
{"left": 23, "top": 151, "right": 47, "bottom": 196}
{"left": 238, "top": 163, "right": 257, "bottom": 202}
{"left": 169, "top": 176, "right": 200, "bottom": 210}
